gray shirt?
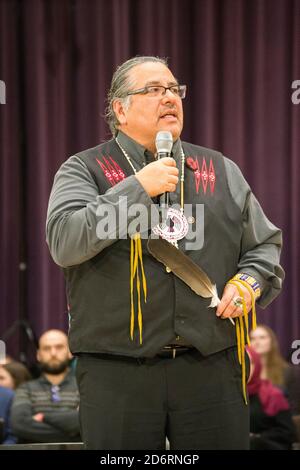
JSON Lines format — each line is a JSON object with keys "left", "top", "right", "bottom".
{"left": 46, "top": 131, "right": 284, "bottom": 307}
{"left": 11, "top": 370, "right": 80, "bottom": 443}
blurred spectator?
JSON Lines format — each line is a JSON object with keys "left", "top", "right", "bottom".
{"left": 250, "top": 324, "right": 300, "bottom": 414}
{"left": 247, "top": 346, "right": 295, "bottom": 450}
{"left": 0, "top": 386, "right": 17, "bottom": 444}
{"left": 0, "top": 355, "right": 14, "bottom": 365}
{"left": 0, "top": 362, "right": 31, "bottom": 390}
{"left": 11, "top": 329, "right": 80, "bottom": 443}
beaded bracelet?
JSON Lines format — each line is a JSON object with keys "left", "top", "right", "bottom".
{"left": 231, "top": 273, "right": 261, "bottom": 300}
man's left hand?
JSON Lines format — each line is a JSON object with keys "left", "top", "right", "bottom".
{"left": 216, "top": 283, "right": 252, "bottom": 319}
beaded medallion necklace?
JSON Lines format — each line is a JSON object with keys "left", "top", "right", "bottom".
{"left": 115, "top": 137, "right": 188, "bottom": 248}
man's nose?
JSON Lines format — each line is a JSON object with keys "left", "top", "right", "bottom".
{"left": 161, "top": 88, "right": 177, "bottom": 102}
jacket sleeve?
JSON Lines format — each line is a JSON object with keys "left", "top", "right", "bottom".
{"left": 46, "top": 156, "right": 156, "bottom": 268}
{"left": 43, "top": 410, "right": 80, "bottom": 437}
{"left": 225, "top": 158, "right": 285, "bottom": 308}
{"left": 261, "top": 410, "right": 296, "bottom": 447}
{"left": 10, "top": 385, "right": 70, "bottom": 443}
{"left": 283, "top": 366, "right": 300, "bottom": 415}
{"left": 1, "top": 391, "right": 17, "bottom": 444}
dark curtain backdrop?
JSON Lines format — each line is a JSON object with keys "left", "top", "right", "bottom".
{"left": 0, "top": 0, "right": 299, "bottom": 360}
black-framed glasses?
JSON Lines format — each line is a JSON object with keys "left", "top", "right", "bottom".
{"left": 126, "top": 84, "right": 186, "bottom": 99}
{"left": 50, "top": 385, "right": 61, "bottom": 403}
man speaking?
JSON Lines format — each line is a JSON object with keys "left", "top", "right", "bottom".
{"left": 46, "top": 56, "right": 284, "bottom": 450}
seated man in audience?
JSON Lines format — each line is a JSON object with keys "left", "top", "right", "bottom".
{"left": 11, "top": 329, "right": 80, "bottom": 443}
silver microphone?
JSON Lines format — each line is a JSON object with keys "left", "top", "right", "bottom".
{"left": 155, "top": 130, "right": 173, "bottom": 158}
{"left": 155, "top": 131, "right": 173, "bottom": 207}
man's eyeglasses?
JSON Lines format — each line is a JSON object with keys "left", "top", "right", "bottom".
{"left": 50, "top": 385, "right": 61, "bottom": 403}
{"left": 126, "top": 84, "right": 186, "bottom": 99}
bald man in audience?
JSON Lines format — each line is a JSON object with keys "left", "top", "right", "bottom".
{"left": 11, "top": 330, "right": 80, "bottom": 443}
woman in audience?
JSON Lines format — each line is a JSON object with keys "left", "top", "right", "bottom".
{"left": 250, "top": 324, "right": 300, "bottom": 415}
{"left": 247, "top": 345, "right": 295, "bottom": 450}
{"left": 0, "top": 362, "right": 31, "bottom": 390}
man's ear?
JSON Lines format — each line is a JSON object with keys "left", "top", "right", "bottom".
{"left": 36, "top": 350, "right": 41, "bottom": 362}
{"left": 113, "top": 99, "right": 128, "bottom": 126}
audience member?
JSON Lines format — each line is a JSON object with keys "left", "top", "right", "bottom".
{"left": 11, "top": 329, "right": 80, "bottom": 443}
{"left": 247, "top": 346, "right": 295, "bottom": 450}
{"left": 0, "top": 385, "right": 17, "bottom": 444}
{"left": 0, "top": 362, "right": 31, "bottom": 390}
{"left": 250, "top": 324, "right": 300, "bottom": 414}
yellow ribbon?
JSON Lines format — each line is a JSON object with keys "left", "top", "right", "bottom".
{"left": 130, "top": 233, "right": 147, "bottom": 344}
{"left": 227, "top": 279, "right": 257, "bottom": 404}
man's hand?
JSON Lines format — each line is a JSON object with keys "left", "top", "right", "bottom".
{"left": 135, "top": 157, "right": 179, "bottom": 197}
{"left": 216, "top": 283, "right": 252, "bottom": 319}
{"left": 33, "top": 413, "right": 44, "bottom": 422}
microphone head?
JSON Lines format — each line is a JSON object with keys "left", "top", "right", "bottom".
{"left": 155, "top": 131, "right": 173, "bottom": 154}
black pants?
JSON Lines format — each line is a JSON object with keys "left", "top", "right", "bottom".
{"left": 76, "top": 347, "right": 250, "bottom": 450}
